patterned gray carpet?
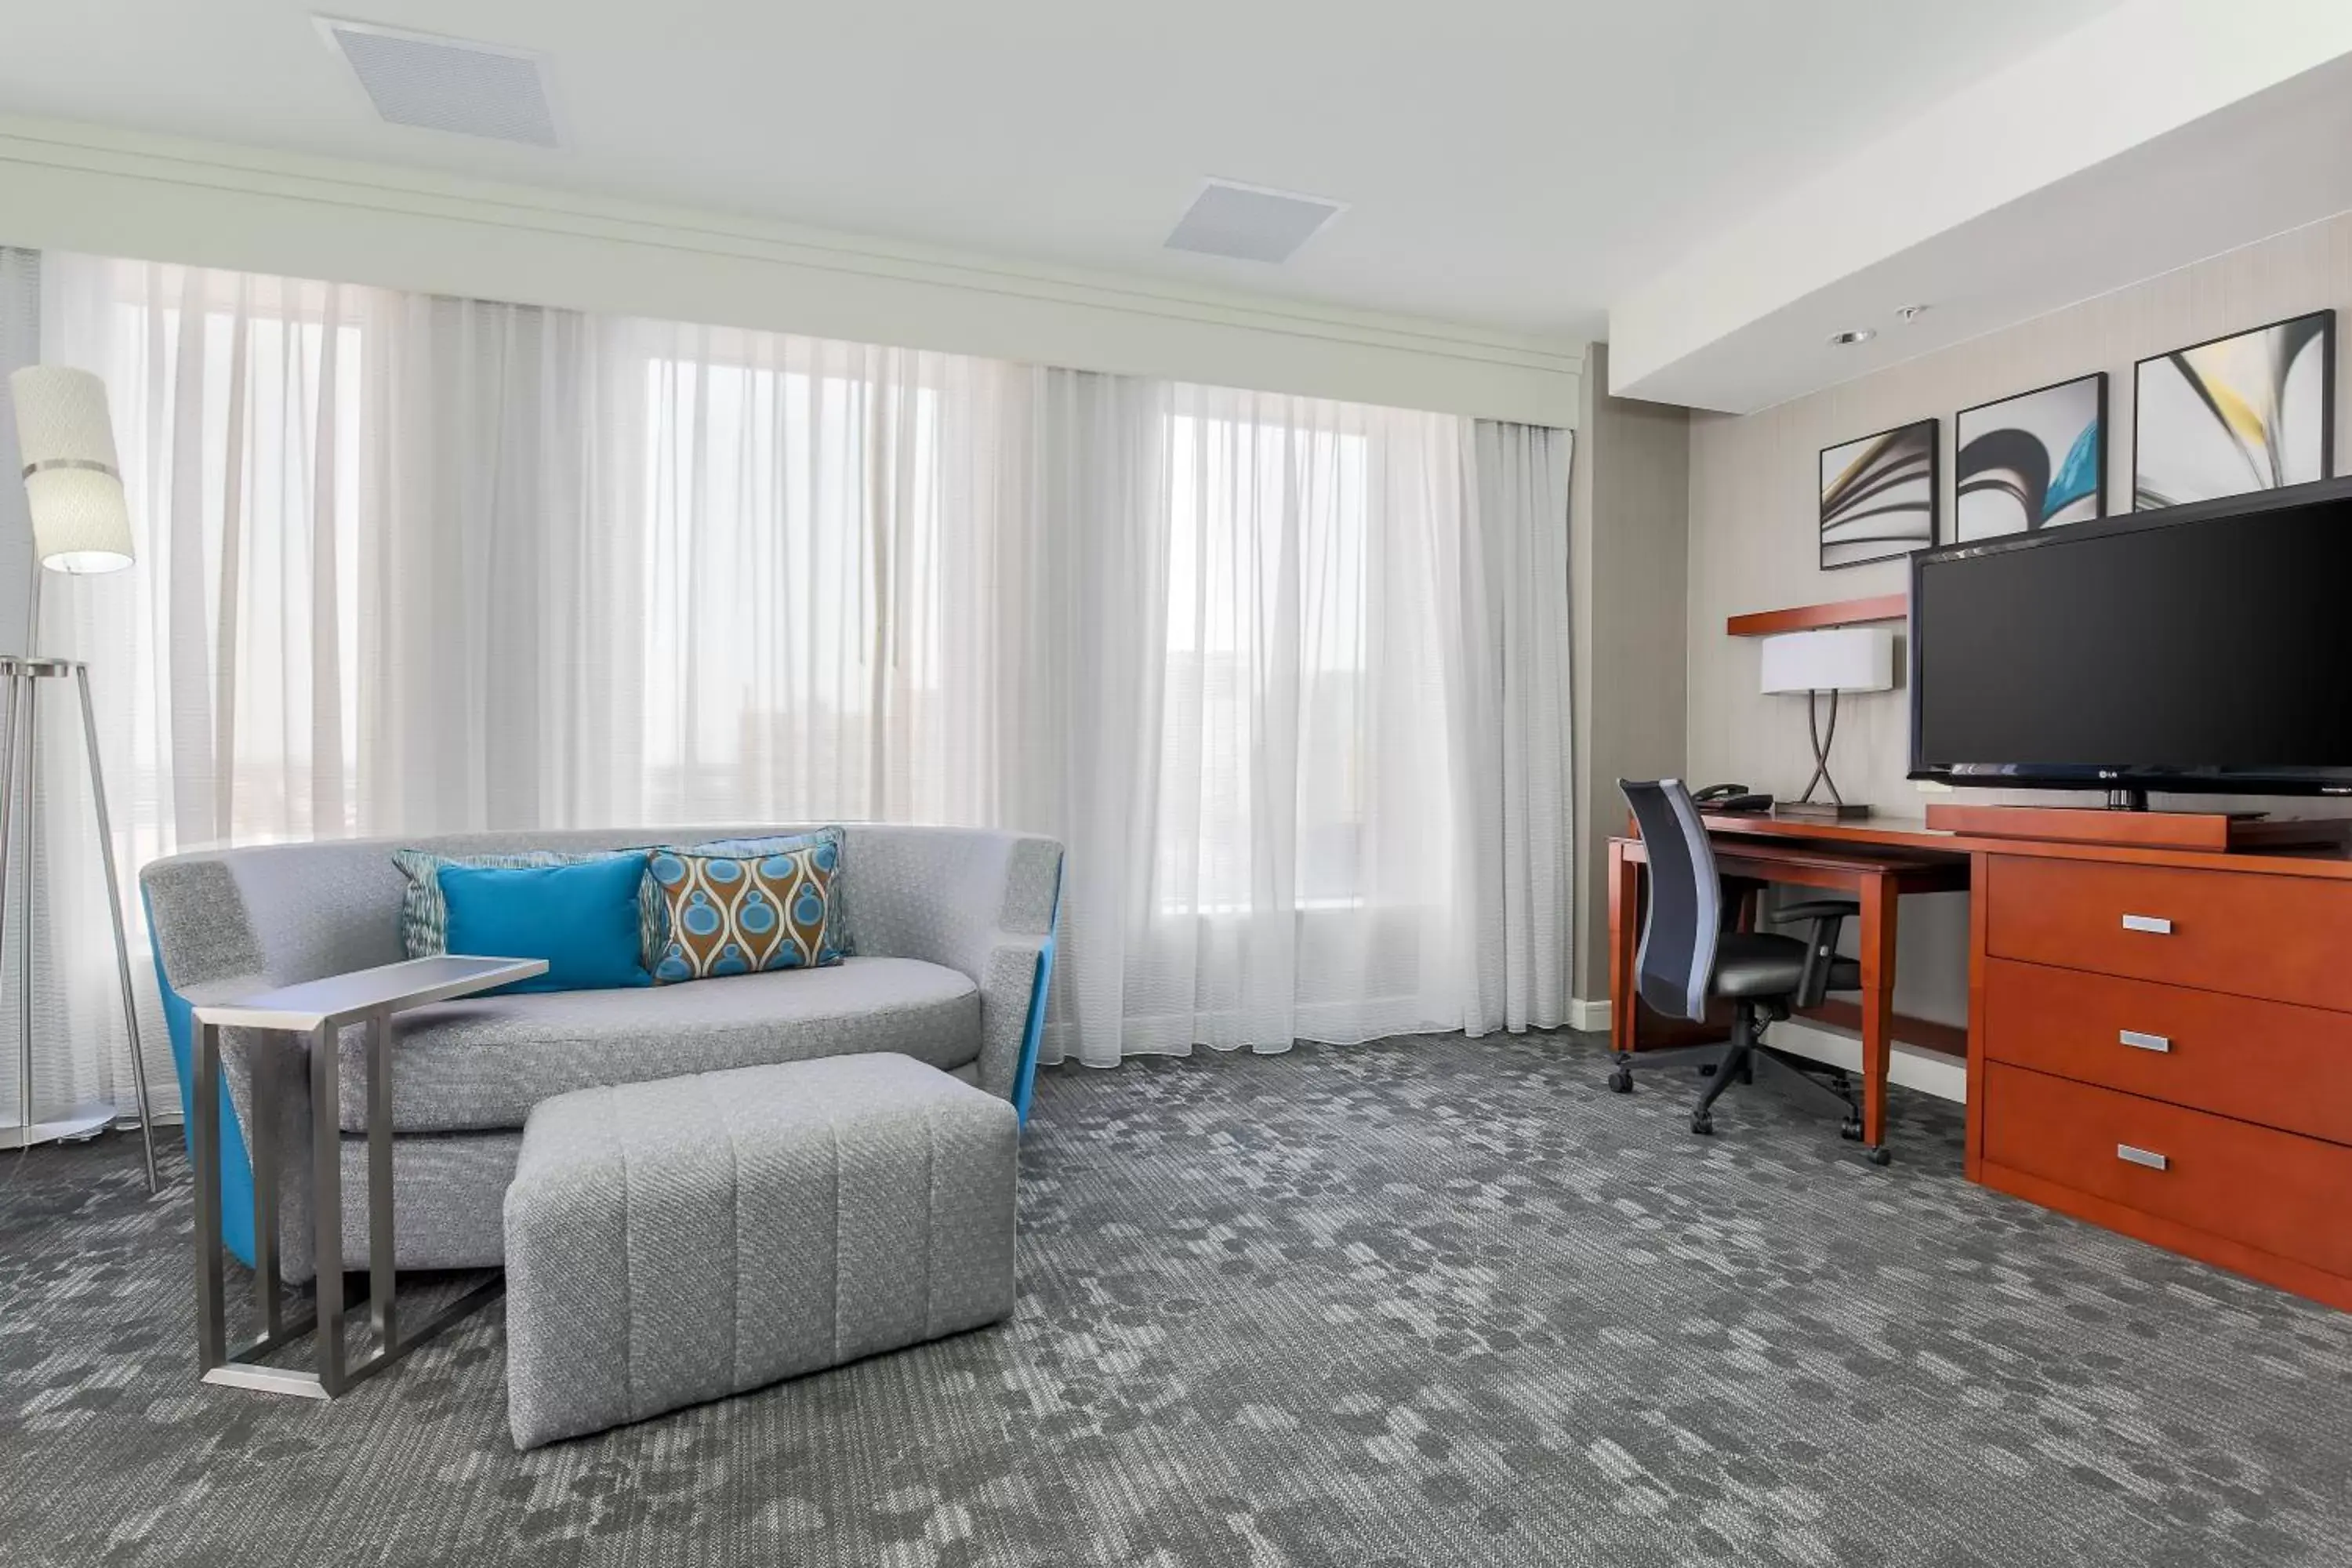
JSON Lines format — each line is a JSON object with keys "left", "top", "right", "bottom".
{"left": 3, "top": 1030, "right": 2349, "bottom": 1566}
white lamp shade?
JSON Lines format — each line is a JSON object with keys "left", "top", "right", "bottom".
{"left": 1759, "top": 626, "right": 1894, "bottom": 695}
{"left": 9, "top": 365, "right": 134, "bottom": 574}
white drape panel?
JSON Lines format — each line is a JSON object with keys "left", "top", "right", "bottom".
{"left": 27, "top": 251, "right": 1572, "bottom": 1105}
{"left": 0, "top": 245, "right": 110, "bottom": 1129}
{"left": 45, "top": 269, "right": 1041, "bottom": 840}
{"left": 376, "top": 316, "right": 1038, "bottom": 834}
{"left": 1042, "top": 385, "right": 1462, "bottom": 1060}
{"left": 1456, "top": 419, "right": 1574, "bottom": 1034}
{"left": 1026, "top": 386, "right": 1574, "bottom": 1065}
{"left": 31, "top": 260, "right": 379, "bottom": 1117}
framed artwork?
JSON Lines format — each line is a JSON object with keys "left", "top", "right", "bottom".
{"left": 1954, "top": 372, "right": 2107, "bottom": 541}
{"left": 1819, "top": 417, "right": 1937, "bottom": 569}
{"left": 2133, "top": 309, "right": 2335, "bottom": 510}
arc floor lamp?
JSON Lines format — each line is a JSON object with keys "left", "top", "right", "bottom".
{"left": 3, "top": 364, "right": 157, "bottom": 1189}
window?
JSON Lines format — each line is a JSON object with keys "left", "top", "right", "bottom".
{"left": 1164, "top": 406, "right": 1374, "bottom": 913}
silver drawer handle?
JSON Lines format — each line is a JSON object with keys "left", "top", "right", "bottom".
{"left": 2119, "top": 1029, "right": 2172, "bottom": 1054}
{"left": 2121, "top": 913, "right": 2172, "bottom": 935}
{"left": 2117, "top": 1144, "right": 2169, "bottom": 1171}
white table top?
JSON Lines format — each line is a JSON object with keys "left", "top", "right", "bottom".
{"left": 192, "top": 955, "right": 549, "bottom": 1032}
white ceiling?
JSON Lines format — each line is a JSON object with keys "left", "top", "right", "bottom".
{"left": 1613, "top": 47, "right": 2352, "bottom": 412}
{"left": 0, "top": 0, "right": 2124, "bottom": 343}
{"left": 1606, "top": 1, "right": 2352, "bottom": 409}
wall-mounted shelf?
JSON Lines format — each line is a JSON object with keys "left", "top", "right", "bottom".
{"left": 1725, "top": 593, "right": 1907, "bottom": 637}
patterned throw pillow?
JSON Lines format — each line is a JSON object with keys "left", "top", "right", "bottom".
{"left": 647, "top": 836, "right": 845, "bottom": 984}
{"left": 393, "top": 848, "right": 663, "bottom": 965}
{"left": 682, "top": 829, "right": 854, "bottom": 956}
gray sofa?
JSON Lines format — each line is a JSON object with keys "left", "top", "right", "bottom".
{"left": 140, "top": 824, "right": 1061, "bottom": 1283}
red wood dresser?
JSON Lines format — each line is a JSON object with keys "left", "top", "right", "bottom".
{"left": 1969, "top": 841, "right": 2352, "bottom": 1311}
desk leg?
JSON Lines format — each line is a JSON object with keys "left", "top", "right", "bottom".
{"left": 1608, "top": 839, "right": 1639, "bottom": 1059}
{"left": 1857, "top": 873, "right": 1897, "bottom": 1167}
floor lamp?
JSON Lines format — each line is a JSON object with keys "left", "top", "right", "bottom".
{"left": 2, "top": 365, "right": 157, "bottom": 1189}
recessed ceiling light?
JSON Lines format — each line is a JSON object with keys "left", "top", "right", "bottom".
{"left": 1828, "top": 328, "right": 1876, "bottom": 347}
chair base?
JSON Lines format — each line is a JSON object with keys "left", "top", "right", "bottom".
{"left": 1606, "top": 1003, "right": 1889, "bottom": 1164}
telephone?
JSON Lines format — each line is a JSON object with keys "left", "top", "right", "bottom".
{"left": 1691, "top": 782, "right": 1774, "bottom": 813}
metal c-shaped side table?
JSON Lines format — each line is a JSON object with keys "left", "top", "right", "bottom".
{"left": 191, "top": 953, "right": 546, "bottom": 1399}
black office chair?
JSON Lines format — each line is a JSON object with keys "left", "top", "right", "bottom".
{"left": 1611, "top": 778, "right": 1886, "bottom": 1163}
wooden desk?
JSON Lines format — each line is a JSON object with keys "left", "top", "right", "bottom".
{"left": 1607, "top": 813, "right": 1970, "bottom": 1160}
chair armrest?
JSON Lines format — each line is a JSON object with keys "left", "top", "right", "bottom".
{"left": 1770, "top": 898, "right": 1858, "bottom": 1007}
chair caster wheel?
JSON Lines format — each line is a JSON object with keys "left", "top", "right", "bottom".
{"left": 1607, "top": 1068, "right": 1634, "bottom": 1094}
{"left": 1690, "top": 1112, "right": 1714, "bottom": 1136}
{"left": 1865, "top": 1145, "right": 1892, "bottom": 1167}
{"left": 1699, "top": 1063, "right": 1718, "bottom": 1077}
{"left": 1839, "top": 1118, "right": 1863, "bottom": 1142}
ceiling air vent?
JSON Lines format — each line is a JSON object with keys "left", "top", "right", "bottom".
{"left": 318, "top": 17, "right": 561, "bottom": 148}
{"left": 1164, "top": 180, "right": 1345, "bottom": 264}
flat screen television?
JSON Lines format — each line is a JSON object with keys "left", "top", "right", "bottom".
{"left": 1909, "top": 475, "right": 2352, "bottom": 802}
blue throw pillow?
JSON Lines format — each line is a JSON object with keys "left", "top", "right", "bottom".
{"left": 394, "top": 845, "right": 666, "bottom": 967}
{"left": 437, "top": 854, "right": 654, "bottom": 994}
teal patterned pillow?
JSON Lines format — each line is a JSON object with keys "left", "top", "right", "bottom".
{"left": 680, "top": 829, "right": 853, "bottom": 955}
{"left": 647, "top": 833, "right": 846, "bottom": 984}
{"left": 393, "top": 848, "right": 662, "bottom": 964}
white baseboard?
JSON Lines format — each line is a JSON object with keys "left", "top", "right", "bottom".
{"left": 1766, "top": 1018, "right": 1968, "bottom": 1104}
{"left": 1567, "top": 996, "right": 1612, "bottom": 1033}
{"left": 1560, "top": 998, "right": 1962, "bottom": 1100}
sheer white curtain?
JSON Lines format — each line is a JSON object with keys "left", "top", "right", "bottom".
{"left": 29, "top": 250, "right": 1570, "bottom": 1105}
{"left": 30, "top": 260, "right": 385, "bottom": 1115}
{"left": 1029, "top": 383, "right": 1573, "bottom": 1066}
{"left": 361, "top": 307, "right": 1033, "bottom": 833}
{"left": 42, "top": 263, "right": 1037, "bottom": 838}
{"left": 0, "top": 245, "right": 113, "bottom": 1128}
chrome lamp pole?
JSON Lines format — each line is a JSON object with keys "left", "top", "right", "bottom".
{"left": 2, "top": 365, "right": 157, "bottom": 1189}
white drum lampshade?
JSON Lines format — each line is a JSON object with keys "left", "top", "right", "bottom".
{"left": 1759, "top": 625, "right": 1896, "bottom": 819}
{"left": 9, "top": 365, "right": 134, "bottom": 575}
{"left": 1759, "top": 626, "right": 1894, "bottom": 695}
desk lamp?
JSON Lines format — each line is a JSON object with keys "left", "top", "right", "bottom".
{"left": 1759, "top": 626, "right": 1894, "bottom": 822}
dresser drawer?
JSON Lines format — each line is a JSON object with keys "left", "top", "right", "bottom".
{"left": 1984, "top": 855, "right": 2352, "bottom": 1012}
{"left": 1984, "top": 959, "right": 2352, "bottom": 1145}
{"left": 1981, "top": 1062, "right": 2352, "bottom": 1277}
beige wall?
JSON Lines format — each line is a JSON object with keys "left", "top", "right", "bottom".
{"left": 1570, "top": 344, "right": 1690, "bottom": 1007}
{"left": 1684, "top": 209, "right": 2352, "bottom": 1025}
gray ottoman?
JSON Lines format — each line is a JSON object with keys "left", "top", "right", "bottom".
{"left": 503, "top": 1052, "right": 1018, "bottom": 1449}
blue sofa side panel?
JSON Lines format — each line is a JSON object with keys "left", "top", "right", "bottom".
{"left": 143, "top": 885, "right": 256, "bottom": 1268}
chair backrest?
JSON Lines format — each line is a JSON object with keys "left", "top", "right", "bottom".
{"left": 1620, "top": 779, "right": 1722, "bottom": 1022}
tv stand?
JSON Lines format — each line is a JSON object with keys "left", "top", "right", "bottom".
{"left": 1924, "top": 802, "right": 2350, "bottom": 854}
{"left": 1973, "top": 840, "right": 2352, "bottom": 1312}
{"left": 2104, "top": 787, "right": 2148, "bottom": 812}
